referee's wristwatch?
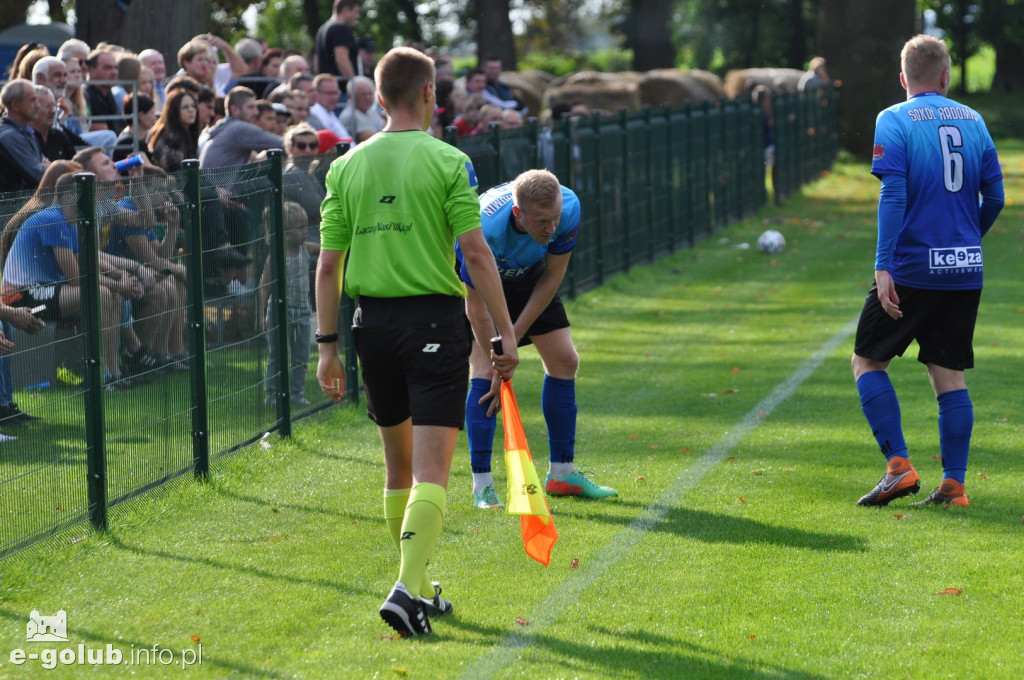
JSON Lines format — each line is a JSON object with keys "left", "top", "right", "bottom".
{"left": 315, "top": 330, "right": 339, "bottom": 344}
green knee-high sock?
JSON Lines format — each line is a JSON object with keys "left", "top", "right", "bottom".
{"left": 396, "top": 482, "right": 446, "bottom": 599}
{"left": 384, "top": 488, "right": 435, "bottom": 597}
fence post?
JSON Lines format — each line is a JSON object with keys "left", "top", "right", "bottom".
{"left": 182, "top": 160, "right": 210, "bottom": 479}
{"left": 76, "top": 172, "right": 107, "bottom": 531}
{"left": 643, "top": 106, "right": 655, "bottom": 262}
{"left": 592, "top": 111, "right": 605, "bottom": 286}
{"left": 266, "top": 150, "right": 292, "bottom": 435}
{"left": 562, "top": 117, "right": 578, "bottom": 300}
{"left": 619, "top": 108, "right": 631, "bottom": 273}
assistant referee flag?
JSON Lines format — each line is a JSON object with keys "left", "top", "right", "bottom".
{"left": 500, "top": 380, "right": 558, "bottom": 566}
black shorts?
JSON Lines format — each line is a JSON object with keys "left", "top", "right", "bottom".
{"left": 1, "top": 283, "right": 66, "bottom": 322}
{"left": 854, "top": 284, "right": 980, "bottom": 370}
{"left": 504, "top": 281, "right": 571, "bottom": 348}
{"left": 352, "top": 294, "right": 472, "bottom": 428}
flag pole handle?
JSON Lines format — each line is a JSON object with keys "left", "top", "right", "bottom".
{"left": 491, "top": 336, "right": 503, "bottom": 355}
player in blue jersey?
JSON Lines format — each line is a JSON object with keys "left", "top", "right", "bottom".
{"left": 458, "top": 169, "right": 617, "bottom": 508}
{"left": 853, "top": 35, "right": 1004, "bottom": 508}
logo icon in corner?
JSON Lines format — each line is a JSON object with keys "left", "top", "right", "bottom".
{"left": 872, "top": 144, "right": 885, "bottom": 162}
{"left": 27, "top": 610, "right": 68, "bottom": 642}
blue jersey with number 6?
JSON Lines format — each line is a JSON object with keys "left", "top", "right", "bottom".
{"left": 871, "top": 91, "right": 1001, "bottom": 289}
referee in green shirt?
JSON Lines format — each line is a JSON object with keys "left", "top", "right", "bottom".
{"left": 316, "top": 46, "right": 518, "bottom": 638}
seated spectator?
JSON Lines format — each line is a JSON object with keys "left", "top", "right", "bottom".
{"left": 482, "top": 56, "right": 526, "bottom": 113}
{"left": 307, "top": 74, "right": 352, "bottom": 141}
{"left": 30, "top": 85, "right": 84, "bottom": 162}
{"left": 2, "top": 172, "right": 141, "bottom": 388}
{"left": 477, "top": 104, "right": 503, "bottom": 133}
{"left": 500, "top": 108, "right": 524, "bottom": 130}
{"left": 453, "top": 93, "right": 486, "bottom": 136}
{"left": 272, "top": 102, "right": 291, "bottom": 135}
{"left": 112, "top": 53, "right": 142, "bottom": 115}
{"left": 281, "top": 123, "right": 326, "bottom": 235}
{"left": 102, "top": 165, "right": 188, "bottom": 372}
{"left": 253, "top": 99, "right": 278, "bottom": 133}
{"left": 137, "top": 48, "right": 168, "bottom": 111}
{"left": 83, "top": 48, "right": 123, "bottom": 134}
{"left": 112, "top": 93, "right": 156, "bottom": 162}
{"left": 147, "top": 88, "right": 199, "bottom": 173}
{"left": 268, "top": 55, "right": 310, "bottom": 97}
{"left": 339, "top": 75, "right": 384, "bottom": 143}
{"left": 799, "top": 57, "right": 830, "bottom": 92}
{"left": 0, "top": 299, "right": 45, "bottom": 432}
{"left": 286, "top": 87, "right": 311, "bottom": 125}
{"left": 231, "top": 46, "right": 282, "bottom": 100}
{"left": 2, "top": 160, "right": 83, "bottom": 261}
{"left": 176, "top": 39, "right": 217, "bottom": 93}
{"left": 198, "top": 86, "right": 283, "bottom": 168}
{"left": 8, "top": 43, "right": 50, "bottom": 81}
{"left": 0, "top": 79, "right": 47, "bottom": 193}
{"left": 30, "top": 56, "right": 68, "bottom": 99}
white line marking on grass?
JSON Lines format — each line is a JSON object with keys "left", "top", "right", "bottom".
{"left": 461, "top": 317, "right": 859, "bottom": 679}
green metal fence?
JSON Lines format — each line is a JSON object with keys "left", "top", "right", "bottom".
{"left": 0, "top": 86, "right": 837, "bottom": 561}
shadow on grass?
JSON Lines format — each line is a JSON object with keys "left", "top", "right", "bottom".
{"left": 0, "top": 607, "right": 282, "bottom": 678}
{"left": 105, "top": 533, "right": 370, "bottom": 597}
{"left": 445, "top": 617, "right": 822, "bottom": 679}
{"left": 553, "top": 501, "right": 867, "bottom": 553}
{"left": 532, "top": 624, "right": 824, "bottom": 679}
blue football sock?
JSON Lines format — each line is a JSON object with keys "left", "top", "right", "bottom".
{"left": 937, "top": 389, "right": 972, "bottom": 484}
{"left": 856, "top": 371, "right": 908, "bottom": 461}
{"left": 466, "top": 378, "right": 496, "bottom": 473}
{"left": 542, "top": 375, "right": 577, "bottom": 465}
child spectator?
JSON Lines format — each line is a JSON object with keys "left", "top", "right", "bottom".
{"left": 261, "top": 202, "right": 319, "bottom": 407}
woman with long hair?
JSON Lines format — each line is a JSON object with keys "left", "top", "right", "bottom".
{"left": 60, "top": 56, "right": 91, "bottom": 137}
{"left": 147, "top": 88, "right": 199, "bottom": 173}
{"left": 112, "top": 93, "right": 156, "bottom": 163}
{"left": 1, "top": 160, "right": 83, "bottom": 261}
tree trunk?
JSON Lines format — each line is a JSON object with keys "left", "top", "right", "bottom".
{"left": 75, "top": 0, "right": 208, "bottom": 72}
{"left": 303, "top": 0, "right": 321, "bottom": 44}
{"left": 475, "top": 0, "right": 516, "bottom": 70}
{"left": 819, "top": 0, "right": 915, "bottom": 157}
{"left": 631, "top": 0, "right": 674, "bottom": 71}
{"left": 980, "top": 0, "right": 1024, "bottom": 92}
{"left": 785, "top": 0, "right": 806, "bottom": 70}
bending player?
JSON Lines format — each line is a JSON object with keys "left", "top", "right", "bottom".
{"left": 459, "top": 169, "right": 617, "bottom": 509}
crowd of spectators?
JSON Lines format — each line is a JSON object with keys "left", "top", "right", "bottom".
{"left": 0, "top": 0, "right": 537, "bottom": 440}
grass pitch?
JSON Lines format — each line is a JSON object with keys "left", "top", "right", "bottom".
{"left": 1, "top": 144, "right": 1023, "bottom": 679}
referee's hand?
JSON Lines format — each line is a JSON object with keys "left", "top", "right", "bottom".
{"left": 316, "top": 352, "right": 346, "bottom": 402}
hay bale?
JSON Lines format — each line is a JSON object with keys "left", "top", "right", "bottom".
{"left": 640, "top": 69, "right": 724, "bottom": 107}
{"left": 544, "top": 78, "right": 642, "bottom": 115}
{"left": 500, "top": 72, "right": 548, "bottom": 118}
{"left": 724, "top": 68, "right": 804, "bottom": 99}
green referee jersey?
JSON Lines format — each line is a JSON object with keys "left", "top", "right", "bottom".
{"left": 320, "top": 130, "right": 481, "bottom": 299}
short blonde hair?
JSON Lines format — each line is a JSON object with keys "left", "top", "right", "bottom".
{"left": 282, "top": 201, "right": 307, "bottom": 231}
{"left": 512, "top": 169, "right": 561, "bottom": 211}
{"left": 375, "top": 47, "right": 434, "bottom": 111}
{"left": 901, "top": 35, "right": 950, "bottom": 87}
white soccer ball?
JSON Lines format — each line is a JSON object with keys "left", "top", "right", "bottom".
{"left": 757, "top": 229, "right": 786, "bottom": 254}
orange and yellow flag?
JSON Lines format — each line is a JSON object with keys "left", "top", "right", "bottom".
{"left": 500, "top": 380, "right": 558, "bottom": 566}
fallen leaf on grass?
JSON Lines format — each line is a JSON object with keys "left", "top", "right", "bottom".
{"left": 701, "top": 392, "right": 718, "bottom": 398}
{"left": 893, "top": 513, "right": 910, "bottom": 520}
{"left": 191, "top": 635, "right": 201, "bottom": 643}
{"left": 393, "top": 669, "right": 407, "bottom": 676}
{"left": 635, "top": 476, "right": 646, "bottom": 482}
{"left": 570, "top": 559, "right": 580, "bottom": 569}
{"left": 680, "top": 447, "right": 692, "bottom": 453}
{"left": 747, "top": 634, "right": 757, "bottom": 641}
{"left": 738, "top": 497, "right": 746, "bottom": 503}
{"left": 726, "top": 456, "right": 736, "bottom": 461}
{"left": 731, "top": 366, "right": 741, "bottom": 374}
{"left": 515, "top": 617, "right": 531, "bottom": 626}
{"left": 628, "top": 434, "right": 639, "bottom": 440}
{"left": 647, "top": 445, "right": 659, "bottom": 449}
{"left": 932, "top": 455, "right": 942, "bottom": 461}
{"left": 934, "top": 588, "right": 962, "bottom": 596}
{"left": 977, "top": 472, "right": 990, "bottom": 479}
{"left": 758, "top": 411, "right": 767, "bottom": 419}
{"left": 750, "top": 469, "right": 765, "bottom": 476}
